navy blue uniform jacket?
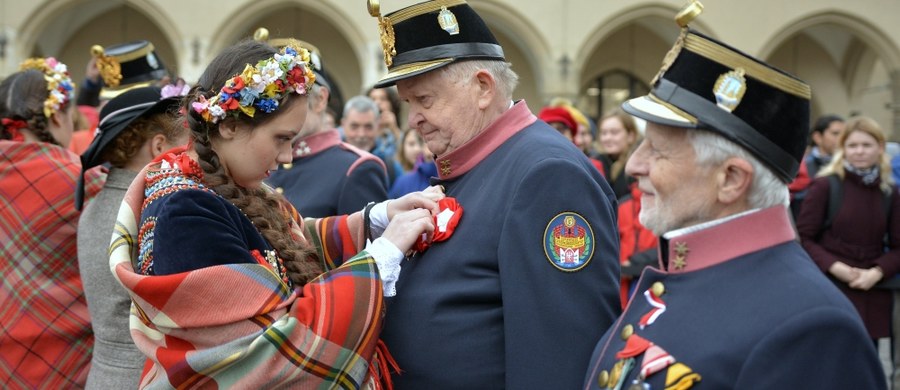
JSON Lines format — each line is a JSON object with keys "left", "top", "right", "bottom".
{"left": 381, "top": 101, "right": 621, "bottom": 389}
{"left": 268, "top": 129, "right": 388, "bottom": 218}
{"left": 583, "top": 206, "right": 884, "bottom": 389}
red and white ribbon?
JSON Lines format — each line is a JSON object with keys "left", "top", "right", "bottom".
{"left": 638, "top": 289, "right": 666, "bottom": 329}
{"left": 639, "top": 344, "right": 675, "bottom": 378}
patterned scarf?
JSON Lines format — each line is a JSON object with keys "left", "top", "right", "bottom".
{"left": 843, "top": 160, "right": 880, "bottom": 185}
{"left": 109, "top": 158, "right": 393, "bottom": 389}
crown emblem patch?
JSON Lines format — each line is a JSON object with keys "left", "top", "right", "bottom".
{"left": 438, "top": 6, "right": 460, "bottom": 35}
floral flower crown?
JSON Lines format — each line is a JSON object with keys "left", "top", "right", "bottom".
{"left": 192, "top": 45, "right": 316, "bottom": 124}
{"left": 19, "top": 57, "right": 75, "bottom": 119}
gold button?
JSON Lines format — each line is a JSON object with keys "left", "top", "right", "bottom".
{"left": 651, "top": 281, "right": 665, "bottom": 297}
{"left": 275, "top": 187, "right": 284, "bottom": 194}
{"left": 620, "top": 324, "right": 634, "bottom": 340}
{"left": 282, "top": 163, "right": 293, "bottom": 169}
{"left": 597, "top": 370, "right": 610, "bottom": 387}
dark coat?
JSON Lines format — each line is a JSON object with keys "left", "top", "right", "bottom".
{"left": 381, "top": 102, "right": 621, "bottom": 389}
{"left": 268, "top": 129, "right": 388, "bottom": 218}
{"left": 797, "top": 171, "right": 900, "bottom": 338}
{"left": 584, "top": 207, "right": 884, "bottom": 389}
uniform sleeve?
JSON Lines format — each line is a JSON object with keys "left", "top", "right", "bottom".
{"left": 152, "top": 190, "right": 257, "bottom": 275}
{"left": 735, "top": 306, "right": 885, "bottom": 389}
{"left": 498, "top": 157, "right": 621, "bottom": 390}
{"left": 337, "top": 158, "right": 388, "bottom": 215}
{"left": 796, "top": 177, "right": 841, "bottom": 272}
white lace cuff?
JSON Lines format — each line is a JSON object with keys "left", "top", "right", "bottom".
{"left": 365, "top": 236, "right": 404, "bottom": 297}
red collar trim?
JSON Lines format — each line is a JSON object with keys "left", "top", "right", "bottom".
{"left": 434, "top": 100, "right": 537, "bottom": 180}
{"left": 293, "top": 129, "right": 342, "bottom": 158}
{"left": 660, "top": 206, "right": 796, "bottom": 273}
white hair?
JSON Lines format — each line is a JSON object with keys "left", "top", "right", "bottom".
{"left": 343, "top": 95, "right": 380, "bottom": 118}
{"left": 687, "top": 130, "right": 789, "bottom": 209}
{"left": 438, "top": 59, "right": 519, "bottom": 100}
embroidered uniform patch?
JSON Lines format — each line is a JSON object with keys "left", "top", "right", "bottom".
{"left": 543, "top": 212, "right": 594, "bottom": 272}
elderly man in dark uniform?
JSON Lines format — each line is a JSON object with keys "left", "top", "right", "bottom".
{"left": 366, "top": 1, "right": 621, "bottom": 388}
{"left": 266, "top": 38, "right": 389, "bottom": 217}
{"left": 583, "top": 2, "right": 884, "bottom": 389}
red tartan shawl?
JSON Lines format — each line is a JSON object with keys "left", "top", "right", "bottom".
{"left": 0, "top": 140, "right": 104, "bottom": 389}
{"left": 110, "top": 159, "right": 389, "bottom": 389}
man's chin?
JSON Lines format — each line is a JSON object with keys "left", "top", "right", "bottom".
{"left": 639, "top": 210, "right": 668, "bottom": 237}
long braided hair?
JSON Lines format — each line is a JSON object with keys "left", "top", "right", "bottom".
{"left": 183, "top": 40, "right": 321, "bottom": 285}
{"left": 0, "top": 70, "right": 64, "bottom": 145}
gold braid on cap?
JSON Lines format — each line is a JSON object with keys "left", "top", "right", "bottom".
{"left": 91, "top": 45, "right": 122, "bottom": 88}
{"left": 368, "top": 0, "right": 396, "bottom": 67}
{"left": 650, "top": 0, "right": 702, "bottom": 85}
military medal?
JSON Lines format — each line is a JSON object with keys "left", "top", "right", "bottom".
{"left": 639, "top": 344, "right": 675, "bottom": 379}
{"left": 412, "top": 197, "right": 463, "bottom": 252}
{"left": 611, "top": 358, "right": 636, "bottom": 390}
{"left": 627, "top": 379, "right": 651, "bottom": 390}
{"left": 665, "top": 362, "right": 701, "bottom": 389}
{"left": 638, "top": 285, "right": 666, "bottom": 329}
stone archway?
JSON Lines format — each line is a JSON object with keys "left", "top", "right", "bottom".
{"left": 16, "top": 0, "right": 180, "bottom": 85}
{"left": 574, "top": 4, "right": 714, "bottom": 120}
{"left": 760, "top": 11, "right": 900, "bottom": 139}
{"left": 468, "top": 1, "right": 549, "bottom": 107}
{"left": 203, "top": 0, "right": 367, "bottom": 115}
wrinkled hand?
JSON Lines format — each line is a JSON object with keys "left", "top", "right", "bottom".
{"left": 829, "top": 261, "right": 860, "bottom": 283}
{"left": 387, "top": 186, "right": 444, "bottom": 220}
{"left": 381, "top": 208, "right": 435, "bottom": 253}
{"left": 849, "top": 266, "right": 884, "bottom": 290}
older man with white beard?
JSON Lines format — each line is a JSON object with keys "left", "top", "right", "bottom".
{"left": 583, "top": 2, "right": 884, "bottom": 389}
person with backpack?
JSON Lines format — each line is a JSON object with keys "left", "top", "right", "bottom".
{"left": 797, "top": 116, "right": 900, "bottom": 358}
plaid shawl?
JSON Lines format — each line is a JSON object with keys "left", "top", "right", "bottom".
{"left": 110, "top": 160, "right": 388, "bottom": 389}
{"left": 0, "top": 141, "right": 104, "bottom": 389}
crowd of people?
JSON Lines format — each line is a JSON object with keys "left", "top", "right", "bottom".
{"left": 1, "top": 0, "right": 898, "bottom": 388}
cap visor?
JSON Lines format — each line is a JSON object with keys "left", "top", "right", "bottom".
{"left": 623, "top": 95, "right": 697, "bottom": 128}
{"left": 374, "top": 59, "right": 453, "bottom": 88}
{"left": 100, "top": 81, "right": 156, "bottom": 100}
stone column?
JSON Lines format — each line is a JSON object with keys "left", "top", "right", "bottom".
{"left": 890, "top": 70, "right": 900, "bottom": 142}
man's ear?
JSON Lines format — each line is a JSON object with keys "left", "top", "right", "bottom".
{"left": 314, "top": 88, "right": 330, "bottom": 114}
{"left": 811, "top": 132, "right": 822, "bottom": 147}
{"left": 717, "top": 157, "right": 754, "bottom": 205}
{"left": 473, "top": 69, "right": 496, "bottom": 110}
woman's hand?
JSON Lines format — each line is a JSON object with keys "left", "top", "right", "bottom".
{"left": 387, "top": 186, "right": 444, "bottom": 220}
{"left": 849, "top": 266, "right": 884, "bottom": 290}
{"left": 381, "top": 208, "right": 435, "bottom": 253}
{"left": 828, "top": 261, "right": 860, "bottom": 283}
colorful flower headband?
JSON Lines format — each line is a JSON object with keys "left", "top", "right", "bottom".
{"left": 192, "top": 45, "right": 316, "bottom": 123}
{"left": 19, "top": 57, "right": 75, "bottom": 119}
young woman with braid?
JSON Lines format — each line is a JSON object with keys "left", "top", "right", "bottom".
{"left": 0, "top": 57, "right": 103, "bottom": 388}
{"left": 109, "top": 40, "right": 441, "bottom": 389}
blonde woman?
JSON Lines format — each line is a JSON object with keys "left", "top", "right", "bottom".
{"left": 597, "top": 108, "right": 640, "bottom": 199}
{"left": 798, "top": 116, "right": 899, "bottom": 347}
